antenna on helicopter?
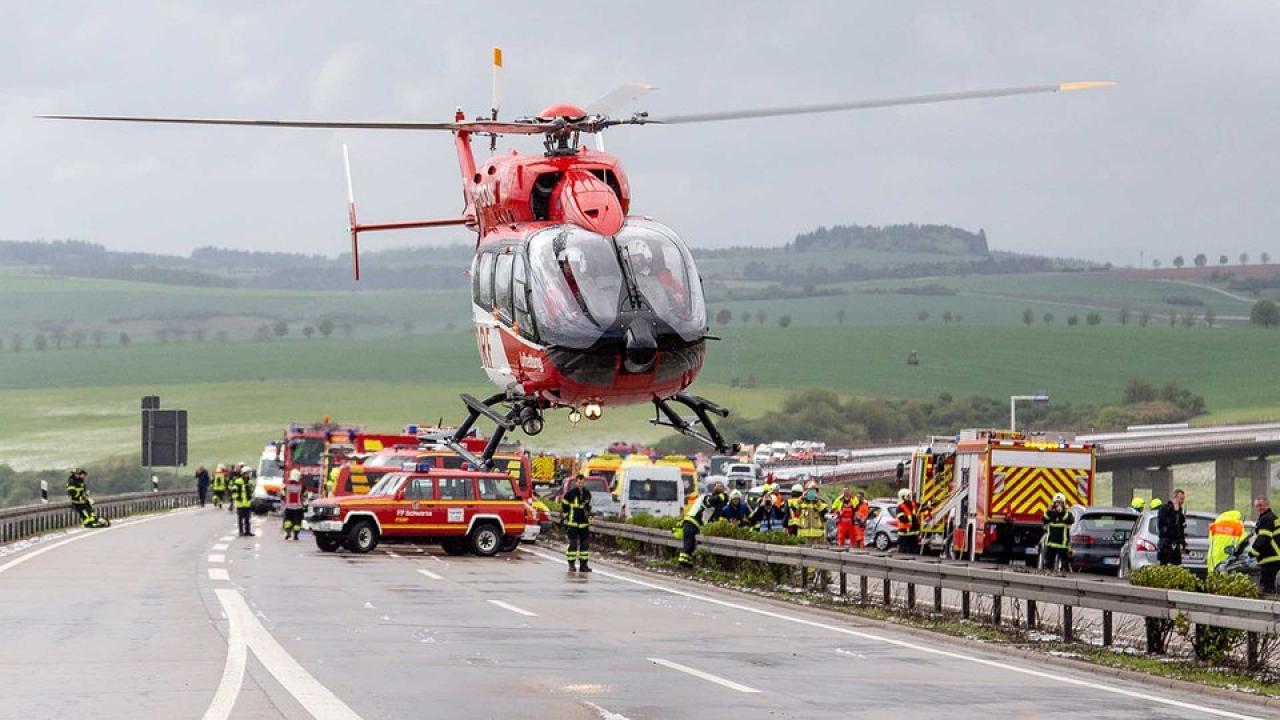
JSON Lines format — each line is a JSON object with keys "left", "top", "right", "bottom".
{"left": 489, "top": 47, "right": 502, "bottom": 152}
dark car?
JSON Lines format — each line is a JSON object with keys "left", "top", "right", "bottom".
{"left": 1067, "top": 506, "right": 1138, "bottom": 573}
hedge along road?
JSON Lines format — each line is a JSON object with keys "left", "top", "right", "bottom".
{"left": 0, "top": 503, "right": 1271, "bottom": 720}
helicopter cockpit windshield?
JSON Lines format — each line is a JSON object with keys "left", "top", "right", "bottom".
{"left": 527, "top": 220, "right": 706, "bottom": 349}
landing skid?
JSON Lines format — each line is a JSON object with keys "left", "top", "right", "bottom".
{"left": 650, "top": 392, "right": 738, "bottom": 455}
{"left": 447, "top": 392, "right": 544, "bottom": 470}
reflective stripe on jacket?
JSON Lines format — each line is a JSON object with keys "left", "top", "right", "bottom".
{"left": 1042, "top": 509, "right": 1072, "bottom": 549}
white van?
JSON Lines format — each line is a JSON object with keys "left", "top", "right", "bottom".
{"left": 618, "top": 465, "right": 685, "bottom": 520}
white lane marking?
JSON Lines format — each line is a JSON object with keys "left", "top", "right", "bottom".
{"left": 648, "top": 658, "right": 760, "bottom": 694}
{"left": 416, "top": 569, "right": 443, "bottom": 581}
{"left": 487, "top": 599, "right": 537, "bottom": 617}
{"left": 520, "top": 548, "right": 1261, "bottom": 720}
{"left": 202, "top": 590, "right": 248, "bottom": 720}
{"left": 208, "top": 554, "right": 226, "bottom": 564}
{"left": 583, "top": 700, "right": 632, "bottom": 719}
{"left": 219, "top": 536, "right": 235, "bottom": 542}
{"left": 212, "top": 589, "right": 363, "bottom": 720}
{"left": 208, "top": 568, "right": 230, "bottom": 581}
{"left": 384, "top": 550, "right": 401, "bottom": 559}
{"left": 211, "top": 543, "right": 229, "bottom": 551}
{"left": 835, "top": 648, "right": 866, "bottom": 660}
{"left": 0, "top": 509, "right": 195, "bottom": 576}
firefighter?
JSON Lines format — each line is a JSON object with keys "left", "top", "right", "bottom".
{"left": 230, "top": 468, "right": 254, "bottom": 537}
{"left": 830, "top": 486, "right": 859, "bottom": 547}
{"left": 561, "top": 474, "right": 593, "bottom": 572}
{"left": 1207, "top": 509, "right": 1245, "bottom": 574}
{"left": 678, "top": 480, "right": 727, "bottom": 567}
{"left": 281, "top": 469, "right": 304, "bottom": 541}
{"left": 1041, "top": 493, "right": 1072, "bottom": 573}
{"left": 786, "top": 484, "right": 804, "bottom": 536}
{"left": 1130, "top": 496, "right": 1145, "bottom": 513}
{"left": 1251, "top": 497, "right": 1280, "bottom": 593}
{"left": 852, "top": 490, "right": 869, "bottom": 547}
{"left": 749, "top": 491, "right": 788, "bottom": 533}
{"left": 227, "top": 464, "right": 244, "bottom": 513}
{"left": 1157, "top": 489, "right": 1187, "bottom": 566}
{"left": 761, "top": 473, "right": 779, "bottom": 498}
{"left": 66, "top": 469, "right": 103, "bottom": 528}
{"left": 796, "top": 482, "right": 827, "bottom": 545}
{"left": 211, "top": 464, "right": 228, "bottom": 508}
{"left": 895, "top": 488, "right": 921, "bottom": 555}
{"left": 719, "top": 490, "right": 752, "bottom": 526}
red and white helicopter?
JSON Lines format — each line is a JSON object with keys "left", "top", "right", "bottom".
{"left": 44, "top": 50, "right": 1112, "bottom": 468}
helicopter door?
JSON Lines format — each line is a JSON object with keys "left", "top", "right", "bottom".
{"left": 512, "top": 254, "right": 537, "bottom": 341}
{"left": 495, "top": 252, "right": 514, "bottom": 325}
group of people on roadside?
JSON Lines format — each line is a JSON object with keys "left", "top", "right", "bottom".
{"left": 194, "top": 463, "right": 256, "bottom": 536}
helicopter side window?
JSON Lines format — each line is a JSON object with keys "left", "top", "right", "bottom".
{"left": 495, "top": 252, "right": 514, "bottom": 324}
{"left": 526, "top": 226, "right": 623, "bottom": 349}
{"left": 473, "top": 252, "right": 496, "bottom": 310}
{"left": 512, "top": 254, "right": 538, "bottom": 342}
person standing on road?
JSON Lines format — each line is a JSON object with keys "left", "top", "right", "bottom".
{"left": 785, "top": 484, "right": 803, "bottom": 536}
{"left": 678, "top": 480, "right": 727, "bottom": 567}
{"left": 230, "top": 468, "right": 254, "bottom": 537}
{"left": 211, "top": 464, "right": 227, "bottom": 509}
{"left": 561, "top": 474, "right": 593, "bottom": 573}
{"left": 749, "top": 492, "right": 788, "bottom": 533}
{"left": 1250, "top": 497, "right": 1280, "bottom": 593}
{"left": 194, "top": 466, "right": 210, "bottom": 507}
{"left": 1157, "top": 489, "right": 1187, "bottom": 566}
{"left": 1041, "top": 493, "right": 1072, "bottom": 573}
{"left": 830, "top": 486, "right": 859, "bottom": 547}
{"left": 895, "top": 488, "right": 921, "bottom": 555}
{"left": 281, "top": 469, "right": 304, "bottom": 541}
{"left": 851, "top": 490, "right": 869, "bottom": 547}
{"left": 1207, "top": 509, "right": 1245, "bottom": 574}
{"left": 796, "top": 482, "right": 828, "bottom": 545}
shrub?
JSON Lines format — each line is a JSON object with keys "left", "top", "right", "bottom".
{"left": 1194, "top": 572, "right": 1261, "bottom": 664}
{"left": 1130, "top": 564, "right": 1197, "bottom": 654}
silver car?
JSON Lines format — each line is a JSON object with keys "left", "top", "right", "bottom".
{"left": 863, "top": 500, "right": 900, "bottom": 551}
{"left": 1118, "top": 509, "right": 1214, "bottom": 576}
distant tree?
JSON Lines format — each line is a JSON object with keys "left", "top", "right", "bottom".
{"left": 50, "top": 328, "right": 67, "bottom": 350}
{"left": 193, "top": 327, "right": 207, "bottom": 343}
{"left": 740, "top": 310, "right": 750, "bottom": 326}
{"left": 1172, "top": 256, "right": 1185, "bottom": 269}
{"left": 1152, "top": 259, "right": 1162, "bottom": 269}
{"left": 71, "top": 330, "right": 85, "bottom": 349}
{"left": 1169, "top": 312, "right": 1178, "bottom": 327}
{"left": 1204, "top": 306, "right": 1216, "bottom": 327}
{"left": 91, "top": 329, "right": 104, "bottom": 348}
{"left": 273, "top": 320, "right": 289, "bottom": 338}
{"left": 714, "top": 308, "right": 732, "bottom": 325}
{"left": 1125, "top": 379, "right": 1158, "bottom": 404}
{"left": 1240, "top": 252, "right": 1250, "bottom": 265}
{"left": 1250, "top": 299, "right": 1280, "bottom": 327}
{"left": 1066, "top": 314, "right": 1078, "bottom": 326}
{"left": 778, "top": 314, "right": 792, "bottom": 328}
{"left": 1022, "top": 308, "right": 1034, "bottom": 326}
{"left": 1181, "top": 312, "right": 1197, "bottom": 327}
{"left": 255, "top": 325, "right": 272, "bottom": 342}
{"left": 755, "top": 309, "right": 767, "bottom": 325}
{"left": 954, "top": 313, "right": 963, "bottom": 322}
{"left": 1085, "top": 311, "right": 1103, "bottom": 326}
{"left": 917, "top": 310, "right": 930, "bottom": 323}
{"left": 402, "top": 319, "right": 415, "bottom": 335}
{"left": 942, "top": 310, "right": 953, "bottom": 324}
{"left": 1219, "top": 254, "right": 1229, "bottom": 266}
{"left": 836, "top": 308, "right": 847, "bottom": 325}
{"left": 318, "top": 318, "right": 335, "bottom": 338}
{"left": 34, "top": 334, "right": 48, "bottom": 351}
{"left": 171, "top": 328, "right": 188, "bottom": 343}
{"left": 1139, "top": 309, "right": 1152, "bottom": 327}
{"left": 1119, "top": 306, "right": 1131, "bottom": 325}
{"left": 1264, "top": 252, "right": 1272, "bottom": 264}
{"left": 1042, "top": 312, "right": 1054, "bottom": 325}
{"left": 215, "top": 330, "right": 229, "bottom": 343}
{"left": 1193, "top": 253, "right": 1207, "bottom": 268}
{"left": 118, "top": 332, "right": 130, "bottom": 347}
{"left": 303, "top": 325, "right": 315, "bottom": 340}
{"left": 10, "top": 335, "right": 21, "bottom": 353}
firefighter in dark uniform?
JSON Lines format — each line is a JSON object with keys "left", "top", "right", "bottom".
{"left": 66, "top": 468, "right": 105, "bottom": 528}
{"left": 1042, "top": 493, "right": 1072, "bottom": 573}
{"left": 678, "top": 481, "right": 727, "bottom": 567}
{"left": 1157, "top": 489, "right": 1187, "bottom": 566}
{"left": 895, "top": 488, "right": 921, "bottom": 555}
{"left": 230, "top": 468, "right": 254, "bottom": 536}
{"left": 561, "top": 474, "right": 592, "bottom": 572}
{"left": 1251, "top": 497, "right": 1280, "bottom": 594}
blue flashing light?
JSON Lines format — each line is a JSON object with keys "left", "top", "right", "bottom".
{"left": 406, "top": 424, "right": 419, "bottom": 434}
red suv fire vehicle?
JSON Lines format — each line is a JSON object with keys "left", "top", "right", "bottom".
{"left": 305, "top": 464, "right": 537, "bottom": 556}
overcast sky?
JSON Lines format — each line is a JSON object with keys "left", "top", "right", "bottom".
{"left": 5, "top": 2, "right": 1278, "bottom": 266}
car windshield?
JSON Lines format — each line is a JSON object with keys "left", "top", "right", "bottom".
{"left": 615, "top": 219, "right": 705, "bottom": 341}
{"left": 628, "top": 480, "right": 679, "bottom": 502}
{"left": 367, "top": 474, "right": 404, "bottom": 497}
{"left": 1079, "top": 513, "right": 1135, "bottom": 533}
{"left": 288, "top": 437, "right": 325, "bottom": 466}
{"left": 584, "top": 479, "right": 610, "bottom": 494}
{"left": 364, "top": 451, "right": 413, "bottom": 468}
{"left": 527, "top": 225, "right": 623, "bottom": 348}
{"left": 258, "top": 458, "right": 282, "bottom": 479}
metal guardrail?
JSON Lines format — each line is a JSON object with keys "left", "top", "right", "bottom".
{"left": 589, "top": 519, "right": 1280, "bottom": 643}
{"left": 0, "top": 490, "right": 197, "bottom": 544}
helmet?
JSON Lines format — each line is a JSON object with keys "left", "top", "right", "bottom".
{"left": 790, "top": 484, "right": 803, "bottom": 494}
{"left": 1052, "top": 492, "right": 1066, "bottom": 505}
{"left": 1149, "top": 497, "right": 1163, "bottom": 510}
{"left": 624, "top": 239, "right": 654, "bottom": 274}
{"left": 898, "top": 488, "right": 910, "bottom": 500}
{"left": 289, "top": 469, "right": 302, "bottom": 482}
{"left": 729, "top": 489, "right": 742, "bottom": 500}
{"left": 558, "top": 247, "right": 587, "bottom": 276}
{"left": 1130, "top": 497, "right": 1145, "bottom": 511}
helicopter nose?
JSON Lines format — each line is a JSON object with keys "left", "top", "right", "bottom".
{"left": 623, "top": 319, "right": 658, "bottom": 374}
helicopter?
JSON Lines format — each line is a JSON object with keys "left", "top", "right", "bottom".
{"left": 42, "top": 49, "right": 1113, "bottom": 469}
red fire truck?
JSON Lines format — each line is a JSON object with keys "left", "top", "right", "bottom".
{"left": 278, "top": 421, "right": 361, "bottom": 496}
{"left": 911, "top": 429, "right": 1095, "bottom": 563}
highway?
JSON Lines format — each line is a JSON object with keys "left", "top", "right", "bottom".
{"left": 0, "top": 507, "right": 1271, "bottom": 720}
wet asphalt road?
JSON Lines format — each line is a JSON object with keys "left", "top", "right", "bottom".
{"left": 0, "top": 506, "right": 1271, "bottom": 720}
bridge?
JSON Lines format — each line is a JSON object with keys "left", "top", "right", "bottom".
{"left": 0, "top": 495, "right": 1274, "bottom": 719}
{"left": 773, "top": 423, "right": 1280, "bottom": 516}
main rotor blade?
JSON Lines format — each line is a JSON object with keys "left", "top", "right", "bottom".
{"left": 38, "top": 114, "right": 560, "bottom": 134}
{"left": 586, "top": 83, "right": 657, "bottom": 117}
{"left": 644, "top": 81, "right": 1115, "bottom": 125}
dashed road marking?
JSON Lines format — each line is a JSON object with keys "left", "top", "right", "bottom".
{"left": 647, "top": 658, "right": 760, "bottom": 694}
{"left": 211, "top": 543, "right": 229, "bottom": 551}
{"left": 208, "top": 554, "right": 226, "bottom": 564}
{"left": 416, "top": 568, "right": 443, "bottom": 581}
{"left": 208, "top": 568, "right": 230, "bottom": 581}
{"left": 487, "top": 599, "right": 536, "bottom": 617}
{"left": 583, "top": 700, "right": 632, "bottom": 719}
{"left": 219, "top": 536, "right": 235, "bottom": 542}
{"left": 520, "top": 548, "right": 1262, "bottom": 720}
{"left": 385, "top": 550, "right": 401, "bottom": 559}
